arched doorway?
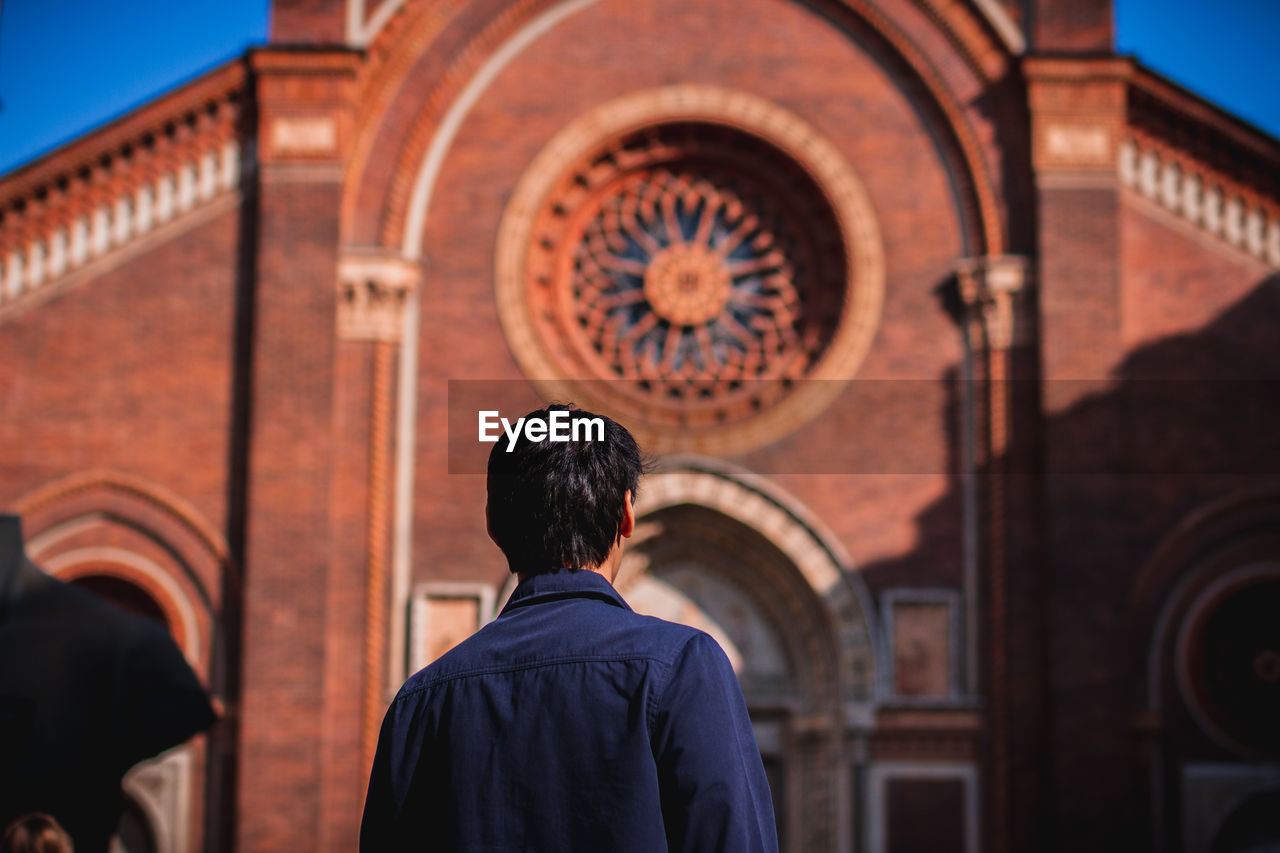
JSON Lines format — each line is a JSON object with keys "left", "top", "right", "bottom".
{"left": 615, "top": 463, "right": 877, "bottom": 853}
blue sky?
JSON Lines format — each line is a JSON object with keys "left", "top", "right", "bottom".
{"left": 0, "top": 0, "right": 1276, "bottom": 175}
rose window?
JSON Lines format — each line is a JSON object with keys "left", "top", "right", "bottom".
{"left": 497, "top": 89, "right": 884, "bottom": 454}
{"left": 572, "top": 152, "right": 844, "bottom": 391}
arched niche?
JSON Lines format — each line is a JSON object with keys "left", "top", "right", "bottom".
{"left": 631, "top": 461, "right": 878, "bottom": 705}
{"left": 15, "top": 470, "right": 228, "bottom": 681}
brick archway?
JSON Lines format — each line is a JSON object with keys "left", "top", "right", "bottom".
{"left": 634, "top": 460, "right": 877, "bottom": 703}
{"left": 13, "top": 470, "right": 229, "bottom": 853}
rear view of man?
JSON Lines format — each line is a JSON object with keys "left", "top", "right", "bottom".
{"left": 361, "top": 404, "right": 778, "bottom": 851}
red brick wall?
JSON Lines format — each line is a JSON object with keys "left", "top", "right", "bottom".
{"left": 1032, "top": 0, "right": 1113, "bottom": 51}
{"left": 1120, "top": 196, "right": 1272, "bottom": 355}
{"left": 235, "top": 177, "right": 342, "bottom": 853}
{"left": 1037, "top": 195, "right": 1279, "bottom": 847}
{"left": 271, "top": 0, "right": 346, "bottom": 43}
{"left": 0, "top": 207, "right": 241, "bottom": 529}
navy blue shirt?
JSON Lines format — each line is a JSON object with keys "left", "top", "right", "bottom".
{"left": 361, "top": 569, "right": 778, "bottom": 852}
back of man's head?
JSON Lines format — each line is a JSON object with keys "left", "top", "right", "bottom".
{"left": 486, "top": 404, "right": 642, "bottom": 575}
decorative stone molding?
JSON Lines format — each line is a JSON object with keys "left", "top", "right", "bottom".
{"left": 1119, "top": 135, "right": 1280, "bottom": 267}
{"left": 336, "top": 253, "right": 420, "bottom": 342}
{"left": 629, "top": 461, "right": 877, "bottom": 705}
{"left": 0, "top": 64, "right": 247, "bottom": 314}
{"left": 0, "top": 143, "right": 242, "bottom": 309}
{"left": 955, "top": 255, "right": 1031, "bottom": 350}
{"left": 1042, "top": 121, "right": 1113, "bottom": 169}
{"left": 251, "top": 50, "right": 360, "bottom": 173}
{"left": 268, "top": 115, "right": 338, "bottom": 156}
{"left": 407, "top": 581, "right": 496, "bottom": 673}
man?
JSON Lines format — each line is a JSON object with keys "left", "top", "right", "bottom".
{"left": 361, "top": 404, "right": 778, "bottom": 851}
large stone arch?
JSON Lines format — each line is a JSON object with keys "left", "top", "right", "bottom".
{"left": 632, "top": 459, "right": 879, "bottom": 705}
{"left": 341, "top": 0, "right": 1013, "bottom": 257}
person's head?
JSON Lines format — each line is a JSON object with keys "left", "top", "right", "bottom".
{"left": 1, "top": 814, "right": 73, "bottom": 853}
{"left": 486, "top": 404, "right": 643, "bottom": 578}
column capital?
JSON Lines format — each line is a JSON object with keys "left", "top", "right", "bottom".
{"left": 336, "top": 252, "right": 420, "bottom": 343}
{"left": 956, "top": 255, "right": 1032, "bottom": 350}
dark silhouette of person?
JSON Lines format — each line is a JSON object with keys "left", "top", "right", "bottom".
{"left": 0, "top": 514, "right": 216, "bottom": 853}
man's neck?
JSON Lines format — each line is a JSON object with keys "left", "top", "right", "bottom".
{"left": 516, "top": 564, "right": 615, "bottom": 585}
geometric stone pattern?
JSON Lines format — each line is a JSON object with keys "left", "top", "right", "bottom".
{"left": 532, "top": 124, "right": 846, "bottom": 430}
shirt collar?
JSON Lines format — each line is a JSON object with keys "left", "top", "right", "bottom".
{"left": 500, "top": 568, "right": 632, "bottom": 616}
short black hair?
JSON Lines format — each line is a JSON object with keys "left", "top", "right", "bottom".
{"left": 486, "top": 404, "right": 643, "bottom": 574}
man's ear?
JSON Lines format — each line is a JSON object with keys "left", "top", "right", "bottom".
{"left": 619, "top": 489, "right": 636, "bottom": 540}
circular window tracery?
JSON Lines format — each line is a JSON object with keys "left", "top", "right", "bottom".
{"left": 497, "top": 86, "right": 884, "bottom": 454}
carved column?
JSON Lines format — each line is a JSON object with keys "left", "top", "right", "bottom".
{"left": 336, "top": 254, "right": 420, "bottom": 782}
{"left": 957, "top": 254, "right": 1031, "bottom": 853}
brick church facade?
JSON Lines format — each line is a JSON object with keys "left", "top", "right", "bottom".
{"left": 1, "top": 0, "right": 1277, "bottom": 850}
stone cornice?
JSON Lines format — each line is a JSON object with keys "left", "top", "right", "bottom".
{"left": 1113, "top": 64, "right": 1280, "bottom": 268}
{"left": 1119, "top": 133, "right": 1280, "bottom": 267}
{"left": 0, "top": 61, "right": 250, "bottom": 313}
{"left": 0, "top": 60, "right": 248, "bottom": 218}
{"left": 1127, "top": 63, "right": 1280, "bottom": 182}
